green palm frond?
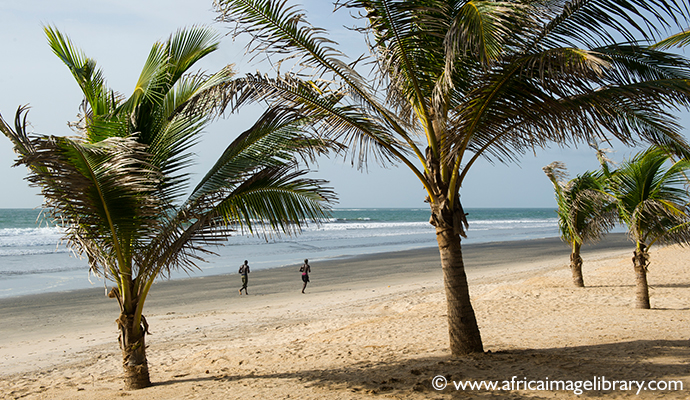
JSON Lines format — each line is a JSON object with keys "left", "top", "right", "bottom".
{"left": 45, "top": 26, "right": 120, "bottom": 122}
{"left": 12, "top": 131, "right": 160, "bottom": 281}
{"left": 445, "top": 1, "right": 518, "bottom": 66}
{"left": 214, "top": 0, "right": 417, "bottom": 156}
{"left": 544, "top": 161, "right": 615, "bottom": 245}
{"left": 342, "top": 1, "right": 441, "bottom": 146}
{"left": 536, "top": 0, "right": 688, "bottom": 49}
{"left": 187, "top": 107, "right": 315, "bottom": 207}
{"left": 595, "top": 44, "right": 690, "bottom": 82}
{"left": 448, "top": 52, "right": 690, "bottom": 171}
{"left": 213, "top": 164, "right": 335, "bottom": 236}
{"left": 227, "top": 73, "right": 418, "bottom": 170}
{"left": 124, "top": 26, "right": 222, "bottom": 116}
{"left": 165, "top": 26, "right": 221, "bottom": 83}
{"left": 124, "top": 43, "right": 170, "bottom": 116}
{"left": 216, "top": 0, "right": 353, "bottom": 80}
{"left": 652, "top": 28, "right": 690, "bottom": 49}
{"left": 608, "top": 146, "right": 690, "bottom": 246}
{"left": 171, "top": 65, "right": 236, "bottom": 117}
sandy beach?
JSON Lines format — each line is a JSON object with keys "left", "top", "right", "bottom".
{"left": 1, "top": 233, "right": 688, "bottom": 399}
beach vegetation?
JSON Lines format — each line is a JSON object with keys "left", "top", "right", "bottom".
{"left": 600, "top": 146, "right": 690, "bottom": 309}
{"left": 211, "top": 0, "right": 690, "bottom": 355}
{"left": 543, "top": 160, "right": 616, "bottom": 287}
{"left": 0, "top": 26, "right": 335, "bottom": 389}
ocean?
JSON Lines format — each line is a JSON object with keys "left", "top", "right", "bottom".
{"left": 0, "top": 208, "right": 560, "bottom": 298}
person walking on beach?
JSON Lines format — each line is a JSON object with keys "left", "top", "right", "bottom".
{"left": 238, "top": 260, "right": 250, "bottom": 295}
{"left": 300, "top": 259, "right": 311, "bottom": 293}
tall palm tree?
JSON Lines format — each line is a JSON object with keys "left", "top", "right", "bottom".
{"left": 0, "top": 26, "right": 334, "bottom": 389}
{"left": 603, "top": 147, "right": 690, "bottom": 309}
{"left": 212, "top": 0, "right": 690, "bottom": 355}
{"left": 543, "top": 162, "right": 615, "bottom": 287}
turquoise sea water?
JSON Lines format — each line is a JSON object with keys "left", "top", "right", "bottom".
{"left": 0, "top": 207, "right": 559, "bottom": 298}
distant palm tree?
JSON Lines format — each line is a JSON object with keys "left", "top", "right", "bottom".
{"left": 543, "top": 162, "right": 615, "bottom": 287}
{"left": 0, "top": 26, "right": 334, "bottom": 389}
{"left": 604, "top": 147, "right": 690, "bottom": 309}
{"left": 213, "top": 0, "right": 690, "bottom": 355}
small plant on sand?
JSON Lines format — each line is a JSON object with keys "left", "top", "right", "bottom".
{"left": 0, "top": 26, "right": 334, "bottom": 389}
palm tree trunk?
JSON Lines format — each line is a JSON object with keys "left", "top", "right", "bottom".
{"left": 632, "top": 243, "right": 650, "bottom": 309}
{"left": 435, "top": 225, "right": 484, "bottom": 355}
{"left": 117, "top": 313, "right": 151, "bottom": 389}
{"left": 570, "top": 242, "right": 585, "bottom": 287}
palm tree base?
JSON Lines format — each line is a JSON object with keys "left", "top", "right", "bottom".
{"left": 123, "top": 363, "right": 151, "bottom": 390}
{"left": 118, "top": 314, "right": 152, "bottom": 390}
{"left": 570, "top": 243, "right": 585, "bottom": 288}
{"left": 436, "top": 227, "right": 484, "bottom": 355}
{"left": 633, "top": 248, "right": 651, "bottom": 309}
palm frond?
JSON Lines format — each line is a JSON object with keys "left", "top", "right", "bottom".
{"left": 544, "top": 161, "right": 615, "bottom": 245}
{"left": 342, "top": 0, "right": 442, "bottom": 149}
{"left": 595, "top": 43, "right": 690, "bottom": 83}
{"left": 122, "top": 42, "right": 170, "bottom": 118}
{"left": 448, "top": 59, "right": 690, "bottom": 170}
{"left": 44, "top": 26, "right": 119, "bottom": 121}
{"left": 1, "top": 106, "right": 36, "bottom": 159}
{"left": 227, "top": 73, "right": 415, "bottom": 169}
{"left": 166, "top": 26, "right": 221, "bottom": 83}
{"left": 543, "top": 161, "right": 569, "bottom": 187}
{"left": 186, "top": 106, "right": 319, "bottom": 208}
{"left": 536, "top": 0, "right": 689, "bottom": 49}
{"left": 215, "top": 0, "right": 358, "bottom": 83}
{"left": 214, "top": 0, "right": 417, "bottom": 150}
{"left": 608, "top": 146, "right": 690, "bottom": 246}
{"left": 212, "top": 164, "right": 335, "bottom": 237}
{"left": 17, "top": 134, "right": 160, "bottom": 280}
{"left": 652, "top": 28, "right": 690, "bottom": 49}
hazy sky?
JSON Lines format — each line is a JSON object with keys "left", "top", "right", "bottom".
{"left": 1, "top": 1, "right": 688, "bottom": 209}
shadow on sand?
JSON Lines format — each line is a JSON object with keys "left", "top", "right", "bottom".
{"left": 153, "top": 339, "right": 689, "bottom": 399}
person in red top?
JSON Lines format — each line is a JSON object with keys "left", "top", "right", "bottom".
{"left": 300, "top": 259, "right": 311, "bottom": 294}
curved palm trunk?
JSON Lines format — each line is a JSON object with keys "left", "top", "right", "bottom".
{"left": 117, "top": 312, "right": 151, "bottom": 389}
{"left": 632, "top": 243, "right": 651, "bottom": 309}
{"left": 570, "top": 242, "right": 585, "bottom": 287}
{"left": 435, "top": 225, "right": 484, "bottom": 355}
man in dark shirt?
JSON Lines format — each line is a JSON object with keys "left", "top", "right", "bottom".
{"left": 239, "top": 260, "right": 250, "bottom": 295}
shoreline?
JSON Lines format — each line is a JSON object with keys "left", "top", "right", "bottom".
{"left": 0, "top": 206, "right": 560, "bottom": 299}
{"left": 0, "top": 232, "right": 631, "bottom": 304}
{"left": 0, "top": 234, "right": 633, "bottom": 347}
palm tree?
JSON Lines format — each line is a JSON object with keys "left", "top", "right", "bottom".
{"left": 212, "top": 0, "right": 690, "bottom": 355}
{"left": 543, "top": 162, "right": 615, "bottom": 287}
{"left": 0, "top": 26, "right": 334, "bottom": 389}
{"left": 603, "top": 147, "right": 690, "bottom": 309}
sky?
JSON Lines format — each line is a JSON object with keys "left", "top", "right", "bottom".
{"left": 1, "top": 1, "right": 688, "bottom": 210}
